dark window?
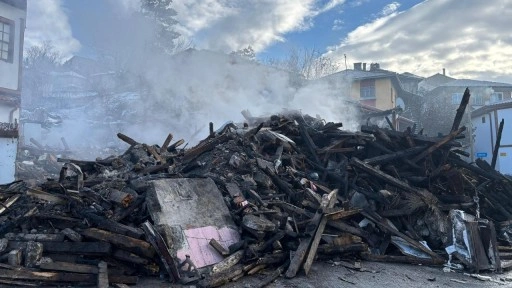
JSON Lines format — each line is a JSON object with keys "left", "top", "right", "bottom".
{"left": 0, "top": 17, "right": 14, "bottom": 63}
{"left": 482, "top": 117, "right": 486, "bottom": 123}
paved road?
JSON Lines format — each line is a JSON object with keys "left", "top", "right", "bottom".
{"left": 138, "top": 261, "right": 512, "bottom": 287}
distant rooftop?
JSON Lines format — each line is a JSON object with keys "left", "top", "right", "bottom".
{"left": 440, "top": 79, "right": 512, "bottom": 87}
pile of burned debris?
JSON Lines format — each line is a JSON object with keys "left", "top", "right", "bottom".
{"left": 1, "top": 88, "right": 512, "bottom": 287}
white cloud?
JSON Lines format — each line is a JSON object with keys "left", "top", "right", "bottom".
{"left": 332, "top": 19, "right": 344, "bottom": 31}
{"left": 379, "top": 2, "right": 401, "bottom": 17}
{"left": 171, "top": 0, "right": 345, "bottom": 52}
{"left": 25, "top": 0, "right": 80, "bottom": 58}
{"left": 349, "top": 0, "right": 369, "bottom": 7}
{"left": 327, "top": 0, "right": 512, "bottom": 82}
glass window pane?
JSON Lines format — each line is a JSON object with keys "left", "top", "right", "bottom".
{"left": 2, "top": 43, "right": 7, "bottom": 51}
{"left": 4, "top": 24, "right": 10, "bottom": 33}
{"left": 0, "top": 23, "right": 4, "bottom": 32}
{"left": 4, "top": 33, "right": 9, "bottom": 42}
{"left": 1, "top": 52, "right": 7, "bottom": 60}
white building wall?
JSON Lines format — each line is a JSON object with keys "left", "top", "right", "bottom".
{"left": 0, "top": 1, "right": 25, "bottom": 90}
{"left": 0, "top": 105, "right": 18, "bottom": 122}
{"left": 472, "top": 113, "right": 493, "bottom": 164}
{"left": 0, "top": 137, "right": 16, "bottom": 184}
{"left": 472, "top": 107, "right": 512, "bottom": 175}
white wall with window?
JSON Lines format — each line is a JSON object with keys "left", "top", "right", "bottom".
{"left": 451, "top": 92, "right": 463, "bottom": 104}
{"left": 490, "top": 92, "right": 504, "bottom": 103}
{"left": 0, "top": 1, "right": 25, "bottom": 91}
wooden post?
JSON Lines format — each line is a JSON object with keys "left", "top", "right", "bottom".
{"left": 491, "top": 119, "right": 504, "bottom": 169}
{"left": 160, "top": 133, "right": 173, "bottom": 153}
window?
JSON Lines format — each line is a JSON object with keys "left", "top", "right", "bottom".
{"left": 0, "top": 18, "right": 14, "bottom": 63}
{"left": 451, "top": 93, "right": 463, "bottom": 104}
{"left": 360, "top": 79, "right": 376, "bottom": 99}
{"left": 482, "top": 117, "right": 486, "bottom": 123}
{"left": 472, "top": 94, "right": 484, "bottom": 106}
{"left": 490, "top": 92, "right": 503, "bottom": 103}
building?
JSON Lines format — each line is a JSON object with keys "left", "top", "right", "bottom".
{"left": 420, "top": 78, "right": 512, "bottom": 137}
{"left": 0, "top": 0, "right": 26, "bottom": 184}
{"left": 418, "top": 70, "right": 455, "bottom": 93}
{"left": 318, "top": 62, "right": 421, "bottom": 131}
{"left": 471, "top": 101, "right": 512, "bottom": 175}
{"left": 428, "top": 79, "right": 512, "bottom": 109}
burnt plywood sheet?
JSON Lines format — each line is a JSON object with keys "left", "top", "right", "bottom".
{"left": 147, "top": 178, "right": 240, "bottom": 268}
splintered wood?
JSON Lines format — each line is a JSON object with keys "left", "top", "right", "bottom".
{"left": 3, "top": 91, "right": 512, "bottom": 286}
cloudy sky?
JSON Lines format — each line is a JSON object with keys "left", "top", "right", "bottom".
{"left": 25, "top": 0, "right": 512, "bottom": 82}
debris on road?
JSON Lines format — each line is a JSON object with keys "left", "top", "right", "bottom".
{"left": 2, "top": 90, "right": 512, "bottom": 286}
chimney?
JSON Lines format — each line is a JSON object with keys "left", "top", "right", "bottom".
{"left": 370, "top": 63, "right": 380, "bottom": 71}
{"left": 354, "top": 62, "right": 362, "bottom": 70}
{"left": 362, "top": 63, "right": 367, "bottom": 71}
{"left": 443, "top": 68, "right": 445, "bottom": 75}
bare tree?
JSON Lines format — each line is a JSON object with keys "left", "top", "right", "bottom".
{"left": 23, "top": 41, "right": 62, "bottom": 108}
{"left": 264, "top": 47, "right": 340, "bottom": 80}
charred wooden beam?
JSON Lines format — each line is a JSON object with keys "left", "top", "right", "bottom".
{"left": 81, "top": 228, "right": 154, "bottom": 259}
{"left": 40, "top": 261, "right": 99, "bottom": 274}
{"left": 82, "top": 212, "right": 144, "bottom": 239}
{"left": 303, "top": 190, "right": 338, "bottom": 275}
{"left": 411, "top": 126, "right": 466, "bottom": 163}
{"left": 364, "top": 146, "right": 425, "bottom": 165}
{"left": 451, "top": 88, "right": 471, "bottom": 132}
{"left": 8, "top": 241, "right": 112, "bottom": 255}
{"left": 492, "top": 118, "right": 505, "bottom": 169}
{"left": 117, "top": 133, "right": 139, "bottom": 146}
{"left": 141, "top": 221, "right": 180, "bottom": 282}
{"left": 160, "top": 133, "right": 173, "bottom": 153}
{"left": 0, "top": 268, "right": 137, "bottom": 284}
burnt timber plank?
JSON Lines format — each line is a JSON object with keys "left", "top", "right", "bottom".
{"left": 81, "top": 228, "right": 154, "bottom": 259}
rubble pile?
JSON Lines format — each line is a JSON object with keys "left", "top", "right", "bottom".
{"left": 1, "top": 89, "right": 512, "bottom": 287}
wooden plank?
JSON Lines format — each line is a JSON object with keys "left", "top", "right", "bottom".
{"left": 39, "top": 261, "right": 99, "bottom": 274}
{"left": 141, "top": 221, "right": 180, "bottom": 282}
{"left": 211, "top": 250, "right": 244, "bottom": 275}
{"left": 160, "top": 133, "right": 173, "bottom": 153}
{"left": 98, "top": 261, "right": 109, "bottom": 288}
{"left": 8, "top": 241, "right": 112, "bottom": 255}
{"left": 364, "top": 146, "right": 425, "bottom": 165}
{"left": 25, "top": 188, "right": 66, "bottom": 204}
{"left": 117, "top": 133, "right": 138, "bottom": 146}
{"left": 0, "top": 268, "right": 137, "bottom": 284}
{"left": 83, "top": 212, "right": 144, "bottom": 239}
{"left": 209, "top": 238, "right": 229, "bottom": 256}
{"left": 113, "top": 249, "right": 149, "bottom": 265}
{"left": 303, "top": 190, "right": 338, "bottom": 275}
{"left": 285, "top": 191, "right": 337, "bottom": 278}
{"left": 5, "top": 233, "right": 64, "bottom": 242}
{"left": 0, "top": 194, "right": 20, "bottom": 215}
{"left": 81, "top": 228, "right": 154, "bottom": 259}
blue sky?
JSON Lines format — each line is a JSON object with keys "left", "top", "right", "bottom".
{"left": 25, "top": 0, "right": 512, "bottom": 82}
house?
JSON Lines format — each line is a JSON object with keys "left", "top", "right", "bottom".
{"left": 427, "top": 79, "right": 512, "bottom": 109}
{"left": 318, "top": 62, "right": 421, "bottom": 131}
{"left": 418, "top": 69, "right": 455, "bottom": 93}
{"left": 420, "top": 78, "right": 512, "bottom": 137}
{"left": 471, "top": 101, "right": 512, "bottom": 174}
{"left": 0, "top": 0, "right": 26, "bottom": 184}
